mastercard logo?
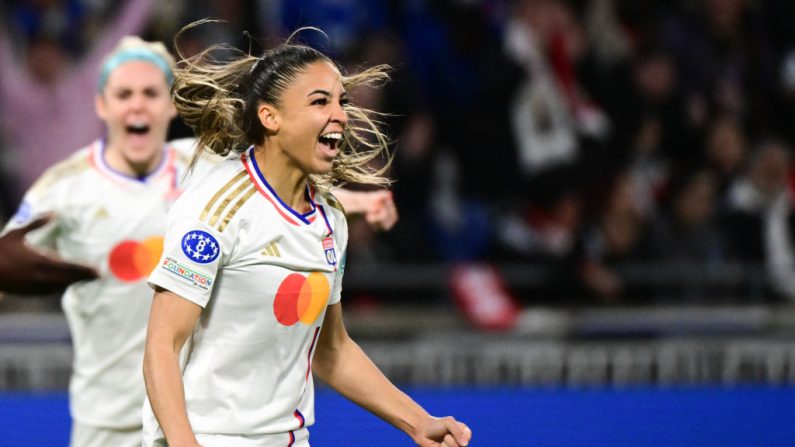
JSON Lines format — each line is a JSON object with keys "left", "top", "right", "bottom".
{"left": 274, "top": 272, "right": 330, "bottom": 326}
{"left": 109, "top": 237, "right": 164, "bottom": 282}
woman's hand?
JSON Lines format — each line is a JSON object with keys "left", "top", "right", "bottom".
{"left": 333, "top": 189, "right": 399, "bottom": 231}
{"left": 414, "top": 416, "right": 472, "bottom": 447}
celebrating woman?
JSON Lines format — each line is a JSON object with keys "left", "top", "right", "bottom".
{"left": 142, "top": 27, "right": 471, "bottom": 447}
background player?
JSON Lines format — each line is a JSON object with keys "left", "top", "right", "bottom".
{"left": 2, "top": 36, "right": 184, "bottom": 447}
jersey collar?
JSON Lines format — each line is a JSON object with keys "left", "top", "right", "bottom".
{"left": 242, "top": 147, "right": 318, "bottom": 226}
{"left": 90, "top": 139, "right": 172, "bottom": 185}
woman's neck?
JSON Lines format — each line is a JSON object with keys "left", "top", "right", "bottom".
{"left": 104, "top": 141, "right": 163, "bottom": 178}
{"left": 253, "top": 144, "right": 311, "bottom": 213}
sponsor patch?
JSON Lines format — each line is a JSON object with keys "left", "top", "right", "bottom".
{"left": 160, "top": 257, "right": 215, "bottom": 289}
{"left": 181, "top": 230, "right": 220, "bottom": 264}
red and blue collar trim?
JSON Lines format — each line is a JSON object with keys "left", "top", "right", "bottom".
{"left": 318, "top": 205, "right": 333, "bottom": 236}
{"left": 242, "top": 147, "right": 318, "bottom": 226}
{"left": 89, "top": 139, "right": 172, "bottom": 184}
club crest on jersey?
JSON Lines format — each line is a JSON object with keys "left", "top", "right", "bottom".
{"left": 181, "top": 230, "right": 220, "bottom": 264}
{"left": 322, "top": 237, "right": 337, "bottom": 267}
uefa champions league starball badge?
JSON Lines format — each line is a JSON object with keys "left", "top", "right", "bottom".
{"left": 182, "top": 230, "right": 220, "bottom": 264}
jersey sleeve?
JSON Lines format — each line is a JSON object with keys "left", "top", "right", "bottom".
{"left": 2, "top": 167, "right": 70, "bottom": 250}
{"left": 148, "top": 195, "right": 229, "bottom": 308}
{"left": 328, "top": 209, "right": 348, "bottom": 305}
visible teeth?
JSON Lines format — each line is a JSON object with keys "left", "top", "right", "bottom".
{"left": 127, "top": 123, "right": 150, "bottom": 134}
{"left": 320, "top": 132, "right": 342, "bottom": 141}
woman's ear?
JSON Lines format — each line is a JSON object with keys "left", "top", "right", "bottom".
{"left": 258, "top": 104, "right": 279, "bottom": 133}
{"left": 95, "top": 93, "right": 107, "bottom": 121}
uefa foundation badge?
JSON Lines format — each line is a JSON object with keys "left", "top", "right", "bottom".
{"left": 182, "top": 230, "right": 220, "bottom": 264}
{"left": 323, "top": 236, "right": 337, "bottom": 268}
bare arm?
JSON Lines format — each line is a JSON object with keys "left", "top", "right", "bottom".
{"left": 0, "top": 215, "right": 98, "bottom": 295}
{"left": 332, "top": 189, "right": 399, "bottom": 231}
{"left": 143, "top": 288, "right": 203, "bottom": 447}
{"left": 313, "top": 303, "right": 471, "bottom": 447}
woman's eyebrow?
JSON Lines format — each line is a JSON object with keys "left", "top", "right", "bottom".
{"left": 307, "top": 89, "right": 331, "bottom": 97}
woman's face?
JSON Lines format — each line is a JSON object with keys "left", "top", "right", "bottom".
{"left": 95, "top": 60, "right": 176, "bottom": 169}
{"left": 271, "top": 60, "right": 348, "bottom": 175}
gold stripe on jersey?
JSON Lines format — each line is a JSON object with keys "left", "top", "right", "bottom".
{"left": 200, "top": 170, "right": 247, "bottom": 221}
{"left": 323, "top": 192, "right": 346, "bottom": 215}
{"left": 261, "top": 240, "right": 281, "bottom": 257}
{"left": 218, "top": 185, "right": 256, "bottom": 232}
{"left": 172, "top": 146, "right": 192, "bottom": 167}
{"left": 30, "top": 155, "right": 91, "bottom": 196}
{"left": 209, "top": 180, "right": 250, "bottom": 227}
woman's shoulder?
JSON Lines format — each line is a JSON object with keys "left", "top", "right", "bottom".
{"left": 27, "top": 145, "right": 96, "bottom": 197}
{"left": 315, "top": 191, "right": 348, "bottom": 238}
{"left": 317, "top": 191, "right": 346, "bottom": 216}
{"left": 174, "top": 157, "right": 252, "bottom": 219}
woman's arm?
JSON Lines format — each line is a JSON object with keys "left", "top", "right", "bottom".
{"left": 143, "top": 288, "right": 203, "bottom": 447}
{"left": 313, "top": 303, "right": 471, "bottom": 447}
{"left": 0, "top": 215, "right": 98, "bottom": 294}
{"left": 332, "top": 189, "right": 399, "bottom": 231}
{"left": 73, "top": 0, "right": 155, "bottom": 89}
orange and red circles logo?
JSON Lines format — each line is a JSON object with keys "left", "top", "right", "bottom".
{"left": 109, "top": 237, "right": 164, "bottom": 282}
{"left": 273, "top": 272, "right": 330, "bottom": 326}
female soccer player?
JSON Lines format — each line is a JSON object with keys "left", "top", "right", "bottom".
{"left": 3, "top": 36, "right": 185, "bottom": 446}
{"left": 142, "top": 30, "right": 472, "bottom": 447}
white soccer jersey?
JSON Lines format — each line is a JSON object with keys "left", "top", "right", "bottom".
{"left": 143, "top": 147, "right": 348, "bottom": 445}
{"left": 3, "top": 139, "right": 193, "bottom": 429}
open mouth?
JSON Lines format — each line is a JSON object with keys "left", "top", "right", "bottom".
{"left": 126, "top": 123, "right": 151, "bottom": 135}
{"left": 318, "top": 132, "right": 343, "bottom": 152}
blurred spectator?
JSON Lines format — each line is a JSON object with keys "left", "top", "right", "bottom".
{"left": 343, "top": 32, "right": 438, "bottom": 261}
{"left": 495, "top": 185, "right": 583, "bottom": 263}
{"left": 704, "top": 114, "right": 747, "bottom": 195}
{"left": 574, "top": 170, "right": 650, "bottom": 303}
{"left": 720, "top": 139, "right": 795, "bottom": 301}
{"left": 396, "top": 0, "right": 524, "bottom": 262}
{"left": 625, "top": 45, "right": 702, "bottom": 166}
{"left": 663, "top": 0, "right": 777, "bottom": 137}
{"left": 505, "top": 0, "right": 609, "bottom": 181}
{"left": 646, "top": 167, "right": 725, "bottom": 302}
{"left": 402, "top": 0, "right": 522, "bottom": 201}
{"left": 0, "top": 0, "right": 155, "bottom": 199}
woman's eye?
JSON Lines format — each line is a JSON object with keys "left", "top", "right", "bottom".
{"left": 312, "top": 98, "right": 328, "bottom": 106}
{"left": 340, "top": 98, "right": 349, "bottom": 106}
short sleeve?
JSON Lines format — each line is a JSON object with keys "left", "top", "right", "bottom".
{"left": 2, "top": 175, "right": 64, "bottom": 251}
{"left": 148, "top": 211, "right": 226, "bottom": 308}
{"left": 328, "top": 251, "right": 346, "bottom": 305}
{"left": 327, "top": 211, "right": 348, "bottom": 305}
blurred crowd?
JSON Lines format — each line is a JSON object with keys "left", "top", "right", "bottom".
{"left": 4, "top": 0, "right": 795, "bottom": 306}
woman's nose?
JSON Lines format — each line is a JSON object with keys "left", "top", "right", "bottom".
{"left": 332, "top": 102, "right": 348, "bottom": 126}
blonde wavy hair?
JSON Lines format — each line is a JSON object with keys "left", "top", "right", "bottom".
{"left": 99, "top": 36, "right": 176, "bottom": 91}
{"left": 172, "top": 22, "right": 393, "bottom": 191}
